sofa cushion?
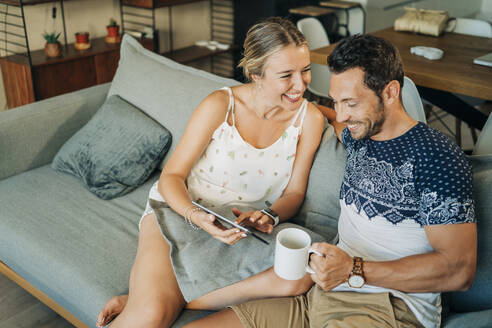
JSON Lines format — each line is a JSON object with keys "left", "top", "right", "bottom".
{"left": 293, "top": 123, "right": 347, "bottom": 242}
{"left": 51, "top": 95, "right": 171, "bottom": 200}
{"left": 108, "top": 35, "right": 240, "bottom": 169}
{"left": 442, "top": 308, "right": 492, "bottom": 328}
{"left": 447, "top": 154, "right": 492, "bottom": 313}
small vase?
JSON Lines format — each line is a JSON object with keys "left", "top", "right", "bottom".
{"left": 75, "top": 32, "right": 89, "bottom": 44}
{"left": 105, "top": 25, "right": 121, "bottom": 44}
{"left": 45, "top": 42, "right": 61, "bottom": 58}
{"left": 106, "top": 25, "right": 119, "bottom": 37}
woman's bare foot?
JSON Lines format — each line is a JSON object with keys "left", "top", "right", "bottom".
{"left": 96, "top": 295, "right": 128, "bottom": 327}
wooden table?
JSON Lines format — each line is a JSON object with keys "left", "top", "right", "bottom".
{"left": 311, "top": 27, "right": 492, "bottom": 101}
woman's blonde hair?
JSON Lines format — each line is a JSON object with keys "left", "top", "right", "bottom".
{"left": 238, "top": 17, "right": 307, "bottom": 81}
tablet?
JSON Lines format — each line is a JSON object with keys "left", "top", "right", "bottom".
{"left": 192, "top": 201, "right": 269, "bottom": 245}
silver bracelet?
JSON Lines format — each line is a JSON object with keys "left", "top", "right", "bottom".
{"left": 186, "top": 206, "right": 201, "bottom": 230}
{"left": 184, "top": 205, "right": 195, "bottom": 221}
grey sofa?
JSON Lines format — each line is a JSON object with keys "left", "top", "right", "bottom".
{"left": 1, "top": 35, "right": 491, "bottom": 328}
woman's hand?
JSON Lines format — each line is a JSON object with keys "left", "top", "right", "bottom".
{"left": 232, "top": 208, "right": 274, "bottom": 234}
{"left": 191, "top": 210, "right": 245, "bottom": 245}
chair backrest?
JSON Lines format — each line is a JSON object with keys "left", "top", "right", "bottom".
{"left": 402, "top": 76, "right": 427, "bottom": 123}
{"left": 473, "top": 114, "right": 492, "bottom": 155}
{"left": 452, "top": 18, "right": 492, "bottom": 38}
{"left": 297, "top": 17, "right": 330, "bottom": 50}
{"left": 450, "top": 18, "right": 490, "bottom": 154}
{"left": 297, "top": 18, "right": 331, "bottom": 98}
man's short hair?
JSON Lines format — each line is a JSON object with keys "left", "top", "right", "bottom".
{"left": 328, "top": 34, "right": 404, "bottom": 100}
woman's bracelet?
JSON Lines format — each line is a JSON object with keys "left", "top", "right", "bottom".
{"left": 184, "top": 205, "right": 194, "bottom": 220}
{"left": 184, "top": 205, "right": 201, "bottom": 230}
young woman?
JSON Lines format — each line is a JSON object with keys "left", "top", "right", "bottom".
{"left": 96, "top": 17, "right": 324, "bottom": 328}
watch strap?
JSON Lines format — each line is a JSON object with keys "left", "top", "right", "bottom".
{"left": 261, "top": 208, "right": 279, "bottom": 227}
{"left": 351, "top": 257, "right": 364, "bottom": 276}
{"left": 348, "top": 256, "right": 365, "bottom": 288}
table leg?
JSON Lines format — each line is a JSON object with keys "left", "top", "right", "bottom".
{"left": 417, "top": 86, "right": 488, "bottom": 130}
{"left": 455, "top": 119, "right": 462, "bottom": 147}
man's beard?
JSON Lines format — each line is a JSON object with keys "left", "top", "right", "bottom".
{"left": 349, "top": 101, "right": 385, "bottom": 140}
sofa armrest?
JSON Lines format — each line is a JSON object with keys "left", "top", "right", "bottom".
{"left": 0, "top": 83, "right": 110, "bottom": 180}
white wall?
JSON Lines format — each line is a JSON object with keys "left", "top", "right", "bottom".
{"left": 482, "top": 0, "right": 492, "bottom": 12}
{"left": 474, "top": 0, "right": 492, "bottom": 23}
{"left": 0, "top": 0, "right": 211, "bottom": 111}
{"left": 24, "top": 0, "right": 119, "bottom": 50}
{"left": 363, "top": 0, "right": 483, "bottom": 32}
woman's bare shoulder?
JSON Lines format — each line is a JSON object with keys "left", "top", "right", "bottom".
{"left": 192, "top": 88, "right": 231, "bottom": 121}
{"left": 305, "top": 101, "right": 325, "bottom": 126}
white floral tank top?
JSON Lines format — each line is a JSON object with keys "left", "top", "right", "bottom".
{"left": 186, "top": 87, "right": 307, "bottom": 209}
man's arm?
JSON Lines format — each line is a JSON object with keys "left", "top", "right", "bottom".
{"left": 316, "top": 104, "right": 345, "bottom": 141}
{"left": 309, "top": 222, "right": 477, "bottom": 292}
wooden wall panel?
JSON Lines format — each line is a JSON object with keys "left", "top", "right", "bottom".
{"left": 94, "top": 51, "right": 120, "bottom": 84}
{"left": 32, "top": 57, "right": 97, "bottom": 101}
{"left": 0, "top": 58, "right": 35, "bottom": 109}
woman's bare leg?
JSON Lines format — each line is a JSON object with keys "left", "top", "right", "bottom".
{"left": 183, "top": 273, "right": 314, "bottom": 328}
{"left": 102, "top": 213, "right": 186, "bottom": 328}
{"left": 98, "top": 217, "right": 314, "bottom": 325}
{"left": 186, "top": 267, "right": 313, "bottom": 310}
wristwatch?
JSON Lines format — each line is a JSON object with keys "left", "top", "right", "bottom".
{"left": 261, "top": 207, "right": 279, "bottom": 227}
{"left": 348, "top": 256, "right": 365, "bottom": 288}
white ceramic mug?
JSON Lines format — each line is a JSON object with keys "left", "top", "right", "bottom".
{"left": 274, "top": 228, "right": 323, "bottom": 280}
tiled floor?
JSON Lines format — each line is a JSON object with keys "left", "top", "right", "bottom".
{"left": 426, "top": 106, "right": 479, "bottom": 153}
{"left": 0, "top": 274, "right": 74, "bottom": 328}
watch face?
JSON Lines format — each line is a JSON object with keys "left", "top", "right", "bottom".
{"left": 348, "top": 275, "right": 365, "bottom": 288}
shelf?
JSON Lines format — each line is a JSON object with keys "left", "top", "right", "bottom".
{"left": 319, "top": 1, "right": 362, "bottom": 9}
{"left": 162, "top": 44, "right": 235, "bottom": 64}
{"left": 3, "top": 37, "right": 153, "bottom": 67}
{"left": 121, "top": 0, "right": 206, "bottom": 9}
{"left": 288, "top": 5, "right": 336, "bottom": 17}
{"left": 0, "top": 0, "right": 76, "bottom": 6}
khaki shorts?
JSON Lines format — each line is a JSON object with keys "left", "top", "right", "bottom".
{"left": 230, "top": 285, "right": 424, "bottom": 328}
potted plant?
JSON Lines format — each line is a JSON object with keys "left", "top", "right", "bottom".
{"left": 74, "top": 31, "right": 91, "bottom": 50}
{"left": 43, "top": 31, "right": 62, "bottom": 58}
{"left": 105, "top": 18, "right": 120, "bottom": 43}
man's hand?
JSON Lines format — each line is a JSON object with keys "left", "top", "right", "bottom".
{"left": 308, "top": 242, "right": 353, "bottom": 291}
{"left": 232, "top": 207, "right": 274, "bottom": 234}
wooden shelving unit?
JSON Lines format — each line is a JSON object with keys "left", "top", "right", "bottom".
{"left": 0, "top": 0, "right": 72, "bottom": 5}
{"left": 0, "top": 0, "right": 71, "bottom": 107}
{"left": 121, "top": 0, "right": 236, "bottom": 75}
{"left": 163, "top": 44, "right": 236, "bottom": 64}
{"left": 1, "top": 36, "right": 154, "bottom": 108}
{"left": 1, "top": 0, "right": 236, "bottom": 108}
{"left": 122, "top": 0, "right": 205, "bottom": 9}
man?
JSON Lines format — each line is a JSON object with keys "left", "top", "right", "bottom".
{"left": 186, "top": 34, "right": 477, "bottom": 328}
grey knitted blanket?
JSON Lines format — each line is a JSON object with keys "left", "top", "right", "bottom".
{"left": 149, "top": 199, "right": 324, "bottom": 301}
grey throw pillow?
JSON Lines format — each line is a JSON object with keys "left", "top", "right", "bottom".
{"left": 52, "top": 95, "right": 171, "bottom": 200}
{"left": 108, "top": 35, "right": 240, "bottom": 169}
